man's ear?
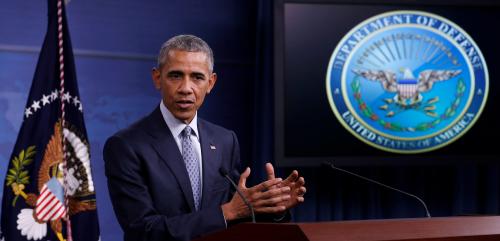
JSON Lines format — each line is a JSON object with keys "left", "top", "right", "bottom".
{"left": 152, "top": 68, "right": 161, "bottom": 90}
{"left": 207, "top": 73, "right": 217, "bottom": 94}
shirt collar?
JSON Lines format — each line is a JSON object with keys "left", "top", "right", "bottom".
{"left": 159, "top": 101, "right": 199, "bottom": 139}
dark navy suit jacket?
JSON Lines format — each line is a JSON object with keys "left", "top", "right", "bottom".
{"left": 103, "top": 107, "right": 241, "bottom": 241}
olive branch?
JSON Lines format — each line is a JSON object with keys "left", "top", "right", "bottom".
{"left": 5, "top": 145, "right": 36, "bottom": 206}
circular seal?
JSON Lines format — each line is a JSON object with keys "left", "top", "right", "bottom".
{"left": 326, "top": 10, "right": 489, "bottom": 153}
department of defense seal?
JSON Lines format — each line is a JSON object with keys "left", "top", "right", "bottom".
{"left": 326, "top": 10, "right": 489, "bottom": 153}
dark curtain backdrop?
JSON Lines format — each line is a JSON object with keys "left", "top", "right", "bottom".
{"left": 250, "top": 0, "right": 500, "bottom": 222}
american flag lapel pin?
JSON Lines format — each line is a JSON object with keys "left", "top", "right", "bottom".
{"left": 210, "top": 144, "right": 216, "bottom": 150}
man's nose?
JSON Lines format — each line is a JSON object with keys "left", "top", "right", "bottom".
{"left": 178, "top": 77, "right": 193, "bottom": 94}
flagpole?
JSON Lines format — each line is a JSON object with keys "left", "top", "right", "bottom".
{"left": 56, "top": 0, "right": 73, "bottom": 240}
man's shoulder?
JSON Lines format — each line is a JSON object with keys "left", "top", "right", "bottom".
{"left": 198, "top": 118, "right": 235, "bottom": 137}
{"left": 198, "top": 118, "right": 239, "bottom": 151}
{"left": 106, "top": 108, "right": 238, "bottom": 143}
{"left": 198, "top": 118, "right": 230, "bottom": 131}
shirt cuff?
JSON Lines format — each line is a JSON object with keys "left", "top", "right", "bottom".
{"left": 221, "top": 208, "right": 228, "bottom": 228}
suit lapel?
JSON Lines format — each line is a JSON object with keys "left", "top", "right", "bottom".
{"left": 198, "top": 119, "right": 220, "bottom": 209}
{"left": 145, "top": 107, "right": 196, "bottom": 211}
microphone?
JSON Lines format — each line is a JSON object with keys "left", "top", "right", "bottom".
{"left": 219, "top": 167, "right": 256, "bottom": 223}
{"left": 323, "top": 161, "right": 431, "bottom": 218}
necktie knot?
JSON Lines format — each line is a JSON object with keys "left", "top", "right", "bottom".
{"left": 183, "top": 126, "right": 192, "bottom": 137}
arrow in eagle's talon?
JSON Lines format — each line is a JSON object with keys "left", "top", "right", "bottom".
{"left": 427, "top": 96, "right": 439, "bottom": 104}
{"left": 425, "top": 111, "right": 438, "bottom": 117}
{"left": 424, "top": 105, "right": 436, "bottom": 111}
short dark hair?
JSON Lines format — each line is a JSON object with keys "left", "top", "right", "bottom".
{"left": 157, "top": 34, "right": 214, "bottom": 72}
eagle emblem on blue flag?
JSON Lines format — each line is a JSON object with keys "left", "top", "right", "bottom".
{"left": 8, "top": 121, "right": 96, "bottom": 241}
{"left": 1, "top": 0, "right": 100, "bottom": 240}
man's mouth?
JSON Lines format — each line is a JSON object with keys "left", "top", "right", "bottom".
{"left": 176, "top": 99, "right": 195, "bottom": 109}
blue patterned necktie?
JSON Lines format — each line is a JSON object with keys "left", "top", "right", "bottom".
{"left": 181, "top": 126, "right": 201, "bottom": 210}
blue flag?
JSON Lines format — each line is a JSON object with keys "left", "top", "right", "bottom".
{"left": 1, "top": 0, "right": 100, "bottom": 240}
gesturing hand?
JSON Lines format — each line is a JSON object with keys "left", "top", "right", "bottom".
{"left": 221, "top": 167, "right": 291, "bottom": 221}
{"left": 265, "top": 163, "right": 306, "bottom": 210}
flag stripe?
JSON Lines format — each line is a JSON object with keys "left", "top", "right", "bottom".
{"left": 40, "top": 200, "right": 60, "bottom": 220}
{"left": 53, "top": 205, "right": 66, "bottom": 220}
{"left": 41, "top": 199, "right": 63, "bottom": 221}
{"left": 36, "top": 194, "right": 56, "bottom": 216}
{"left": 35, "top": 187, "right": 50, "bottom": 211}
{"left": 47, "top": 202, "right": 64, "bottom": 221}
{"left": 37, "top": 196, "right": 57, "bottom": 219}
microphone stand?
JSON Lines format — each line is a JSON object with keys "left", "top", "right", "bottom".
{"left": 323, "top": 161, "right": 431, "bottom": 218}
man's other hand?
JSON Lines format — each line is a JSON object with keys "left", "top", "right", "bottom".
{"left": 265, "top": 163, "right": 306, "bottom": 210}
{"left": 221, "top": 167, "right": 291, "bottom": 221}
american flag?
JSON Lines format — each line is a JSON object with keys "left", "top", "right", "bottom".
{"left": 1, "top": 0, "right": 99, "bottom": 240}
{"left": 35, "top": 177, "right": 67, "bottom": 222}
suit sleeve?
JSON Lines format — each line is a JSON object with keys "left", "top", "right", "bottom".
{"left": 103, "top": 135, "right": 226, "bottom": 241}
{"left": 228, "top": 131, "right": 242, "bottom": 182}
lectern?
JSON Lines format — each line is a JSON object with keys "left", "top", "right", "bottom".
{"left": 195, "top": 216, "right": 500, "bottom": 241}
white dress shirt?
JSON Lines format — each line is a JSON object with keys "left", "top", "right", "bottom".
{"left": 159, "top": 101, "right": 203, "bottom": 193}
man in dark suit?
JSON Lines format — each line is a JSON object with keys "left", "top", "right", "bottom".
{"left": 103, "top": 35, "right": 306, "bottom": 241}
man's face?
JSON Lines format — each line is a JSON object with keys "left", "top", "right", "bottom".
{"left": 152, "top": 50, "right": 216, "bottom": 123}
